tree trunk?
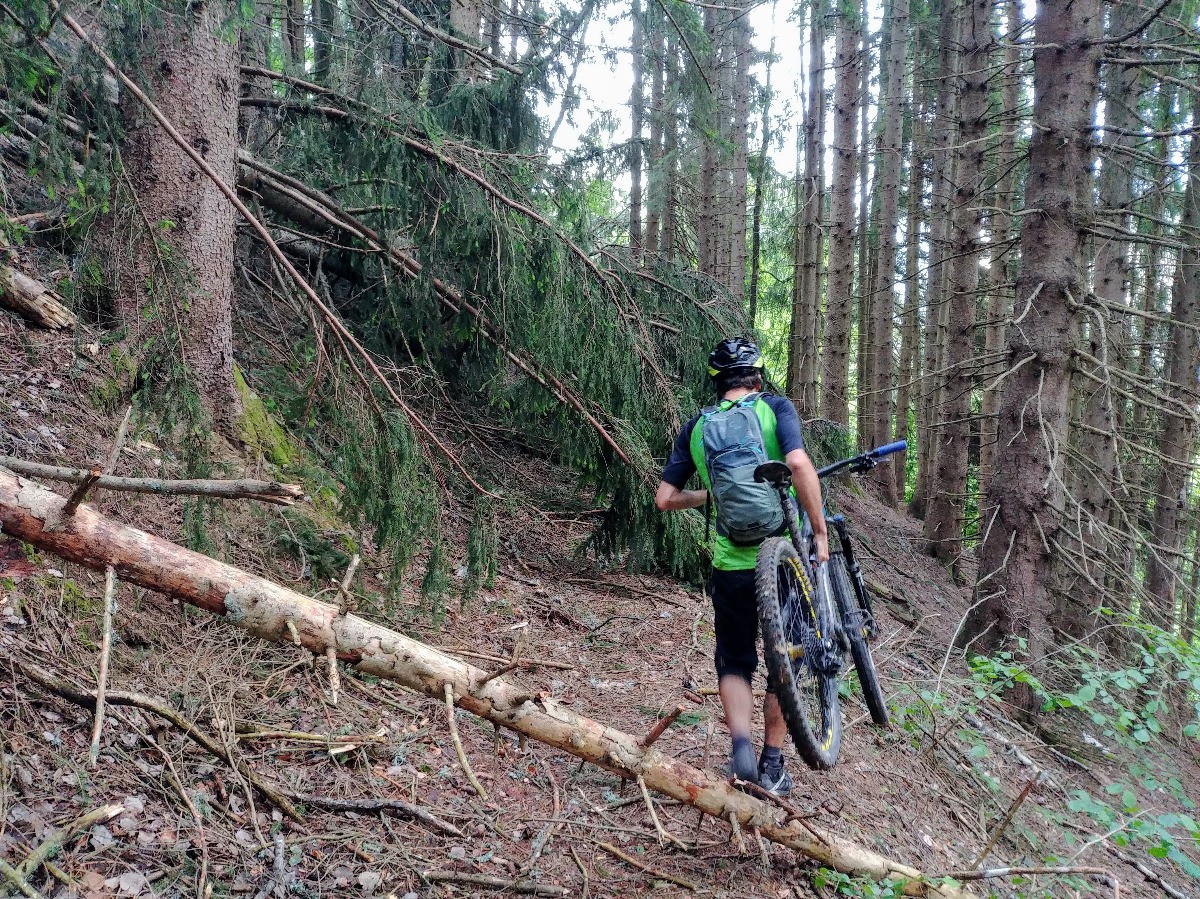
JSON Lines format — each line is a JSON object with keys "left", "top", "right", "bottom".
{"left": 1144, "top": 109, "right": 1200, "bottom": 624}
{"left": 0, "top": 263, "right": 75, "bottom": 329}
{"left": 748, "top": 43, "right": 774, "bottom": 327}
{"left": 869, "top": 0, "right": 909, "bottom": 502}
{"left": 726, "top": 5, "right": 751, "bottom": 306}
{"left": 819, "top": 0, "right": 862, "bottom": 427}
{"left": 697, "top": 7, "right": 719, "bottom": 277}
{"left": 960, "top": 0, "right": 1101, "bottom": 714}
{"left": 0, "top": 468, "right": 970, "bottom": 899}
{"left": 789, "top": 0, "right": 826, "bottom": 418}
{"left": 923, "top": 0, "right": 991, "bottom": 575}
{"left": 313, "top": 0, "right": 336, "bottom": 84}
{"left": 662, "top": 31, "right": 679, "bottom": 262}
{"left": 286, "top": 0, "right": 305, "bottom": 68}
{"left": 629, "top": 0, "right": 645, "bottom": 262}
{"left": 855, "top": 23, "right": 875, "bottom": 452}
{"left": 1053, "top": 3, "right": 1141, "bottom": 639}
{"left": 645, "top": 3, "right": 664, "bottom": 259}
{"left": 894, "top": 95, "right": 924, "bottom": 503}
{"left": 977, "top": 0, "right": 1022, "bottom": 500}
{"left": 911, "top": 1, "right": 961, "bottom": 518}
{"left": 98, "top": 0, "right": 243, "bottom": 435}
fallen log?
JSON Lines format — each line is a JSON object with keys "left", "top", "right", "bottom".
{"left": 0, "top": 264, "right": 75, "bottom": 330}
{"left": 0, "top": 467, "right": 970, "bottom": 898}
{"left": 0, "top": 458, "right": 303, "bottom": 506}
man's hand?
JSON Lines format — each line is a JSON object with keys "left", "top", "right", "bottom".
{"left": 811, "top": 527, "right": 830, "bottom": 564}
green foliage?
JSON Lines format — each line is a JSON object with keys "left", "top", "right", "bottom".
{"left": 812, "top": 869, "right": 908, "bottom": 898}
{"left": 463, "top": 498, "right": 498, "bottom": 607}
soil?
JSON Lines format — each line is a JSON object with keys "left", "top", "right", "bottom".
{"left": 2, "top": 314, "right": 1199, "bottom": 899}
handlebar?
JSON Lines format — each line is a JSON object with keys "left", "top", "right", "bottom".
{"left": 817, "top": 439, "right": 908, "bottom": 480}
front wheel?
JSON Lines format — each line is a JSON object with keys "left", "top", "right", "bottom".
{"left": 829, "top": 553, "right": 889, "bottom": 726}
{"left": 756, "top": 537, "right": 842, "bottom": 770}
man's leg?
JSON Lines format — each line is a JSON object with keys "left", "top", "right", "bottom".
{"left": 763, "top": 693, "right": 786, "bottom": 748}
{"left": 758, "top": 690, "right": 793, "bottom": 796}
{"left": 711, "top": 569, "right": 760, "bottom": 782}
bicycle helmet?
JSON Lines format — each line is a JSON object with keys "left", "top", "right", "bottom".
{"left": 707, "top": 336, "right": 764, "bottom": 378}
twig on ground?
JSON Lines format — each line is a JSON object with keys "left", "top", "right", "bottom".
{"left": 16, "top": 804, "right": 125, "bottom": 879}
{"left": 276, "top": 792, "right": 463, "bottom": 837}
{"left": 637, "top": 774, "right": 685, "bottom": 849}
{"left": 444, "top": 683, "right": 489, "bottom": 800}
{"left": 13, "top": 657, "right": 301, "bottom": 820}
{"left": 325, "top": 646, "right": 340, "bottom": 706}
{"left": 0, "top": 457, "right": 304, "bottom": 506}
{"left": 969, "top": 776, "right": 1039, "bottom": 868}
{"left": 88, "top": 565, "right": 116, "bottom": 766}
{"left": 940, "top": 866, "right": 1118, "bottom": 899}
{"left": 136, "top": 721, "right": 209, "bottom": 899}
{"left": 595, "top": 841, "right": 697, "bottom": 890}
{"left": 569, "top": 845, "right": 590, "bottom": 899}
{"left": 1107, "top": 845, "right": 1189, "bottom": 899}
{"left": 421, "top": 871, "right": 566, "bottom": 896}
{"left": 0, "top": 855, "right": 44, "bottom": 899}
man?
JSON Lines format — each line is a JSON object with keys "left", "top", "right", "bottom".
{"left": 655, "top": 336, "right": 829, "bottom": 796}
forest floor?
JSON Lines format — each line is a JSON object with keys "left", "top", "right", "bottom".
{"left": 2, "top": 314, "right": 1200, "bottom": 899}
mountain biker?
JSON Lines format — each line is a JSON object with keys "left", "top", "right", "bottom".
{"left": 655, "top": 336, "right": 829, "bottom": 796}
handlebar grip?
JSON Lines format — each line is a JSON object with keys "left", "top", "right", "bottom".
{"left": 870, "top": 440, "right": 908, "bottom": 458}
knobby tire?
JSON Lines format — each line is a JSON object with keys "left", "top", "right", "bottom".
{"left": 829, "top": 553, "right": 889, "bottom": 726}
{"left": 755, "top": 537, "right": 841, "bottom": 770}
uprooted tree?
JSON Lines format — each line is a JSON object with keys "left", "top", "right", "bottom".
{"left": 0, "top": 468, "right": 972, "bottom": 898}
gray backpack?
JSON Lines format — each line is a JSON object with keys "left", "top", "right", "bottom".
{"left": 695, "top": 394, "right": 785, "bottom": 546}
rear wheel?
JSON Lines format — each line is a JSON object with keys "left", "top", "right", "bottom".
{"left": 829, "top": 553, "right": 888, "bottom": 726}
{"left": 756, "top": 537, "right": 841, "bottom": 770}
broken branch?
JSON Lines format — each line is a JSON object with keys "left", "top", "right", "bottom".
{"left": 0, "top": 458, "right": 303, "bottom": 506}
{"left": 87, "top": 565, "right": 117, "bottom": 766}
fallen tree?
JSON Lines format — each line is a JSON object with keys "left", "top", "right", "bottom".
{"left": 0, "top": 466, "right": 971, "bottom": 897}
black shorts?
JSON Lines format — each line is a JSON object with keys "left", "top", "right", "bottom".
{"left": 710, "top": 568, "right": 775, "bottom": 692}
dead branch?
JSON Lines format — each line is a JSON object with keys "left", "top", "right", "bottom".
{"left": 274, "top": 792, "right": 463, "bottom": 837}
{"left": 421, "top": 872, "right": 566, "bottom": 896}
{"left": 0, "top": 458, "right": 303, "bottom": 506}
{"left": 11, "top": 656, "right": 301, "bottom": 820}
{"left": 0, "top": 856, "right": 43, "bottom": 899}
{"left": 0, "top": 260, "right": 75, "bottom": 330}
{"left": 444, "top": 682, "right": 489, "bottom": 800}
{"left": 15, "top": 803, "right": 124, "bottom": 879}
{"left": 595, "top": 840, "right": 697, "bottom": 890}
{"left": 87, "top": 566, "right": 117, "bottom": 766}
{"left": 939, "top": 866, "right": 1118, "bottom": 899}
{"left": 640, "top": 704, "right": 686, "bottom": 748}
{"left": 0, "top": 469, "right": 972, "bottom": 897}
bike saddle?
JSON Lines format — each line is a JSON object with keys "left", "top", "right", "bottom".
{"left": 753, "top": 461, "right": 791, "bottom": 486}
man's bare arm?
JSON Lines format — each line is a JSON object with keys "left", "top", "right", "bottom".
{"left": 655, "top": 480, "right": 707, "bottom": 512}
{"left": 786, "top": 448, "right": 829, "bottom": 562}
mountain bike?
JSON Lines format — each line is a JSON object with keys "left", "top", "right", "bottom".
{"left": 753, "top": 440, "right": 906, "bottom": 770}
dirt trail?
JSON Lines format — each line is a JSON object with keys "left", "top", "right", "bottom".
{"left": 1, "top": 319, "right": 1197, "bottom": 899}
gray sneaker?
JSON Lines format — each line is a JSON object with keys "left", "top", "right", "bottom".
{"left": 758, "top": 762, "right": 793, "bottom": 797}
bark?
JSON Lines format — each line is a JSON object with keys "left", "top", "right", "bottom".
{"left": 960, "top": 0, "right": 1101, "bottom": 713}
{"left": 1053, "top": 3, "right": 1141, "bottom": 638}
{"left": 645, "top": 2, "right": 664, "bottom": 258}
{"left": 727, "top": 5, "right": 751, "bottom": 306}
{"left": 788, "top": 0, "right": 826, "bottom": 418}
{"left": 894, "top": 96, "right": 924, "bottom": 503}
{"left": 630, "top": 0, "right": 645, "bottom": 262}
{"left": 748, "top": 45, "right": 774, "bottom": 327}
{"left": 819, "top": 0, "right": 862, "bottom": 427}
{"left": 697, "top": 7, "right": 719, "bottom": 277}
{"left": 662, "top": 31, "right": 679, "bottom": 262}
{"left": 286, "top": 0, "right": 304, "bottom": 67}
{"left": 977, "top": 0, "right": 1021, "bottom": 500}
{"left": 924, "top": 0, "right": 991, "bottom": 575}
{"left": 0, "top": 467, "right": 970, "bottom": 899}
{"left": 0, "top": 264, "right": 75, "bottom": 329}
{"left": 869, "top": 0, "right": 909, "bottom": 502}
{"left": 1144, "top": 112, "right": 1200, "bottom": 623}
{"left": 313, "top": 0, "right": 336, "bottom": 84}
{"left": 97, "top": 0, "right": 242, "bottom": 434}
{"left": 856, "top": 14, "right": 875, "bottom": 451}
{"left": 911, "top": 1, "right": 961, "bottom": 518}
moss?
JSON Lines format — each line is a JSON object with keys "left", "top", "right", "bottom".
{"left": 234, "top": 366, "right": 294, "bottom": 467}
